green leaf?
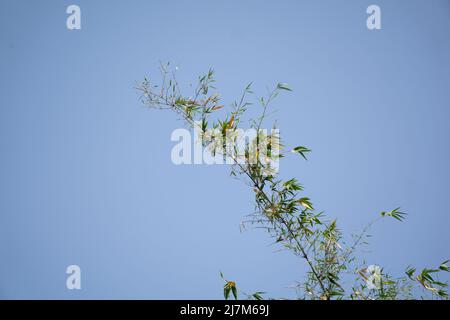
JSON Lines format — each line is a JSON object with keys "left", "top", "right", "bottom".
{"left": 224, "top": 286, "right": 230, "bottom": 300}
{"left": 329, "top": 290, "right": 344, "bottom": 297}
{"left": 439, "top": 260, "right": 449, "bottom": 272}
{"left": 298, "top": 197, "right": 314, "bottom": 211}
{"left": 422, "top": 268, "right": 439, "bottom": 274}
{"left": 277, "top": 83, "right": 292, "bottom": 91}
{"left": 433, "top": 281, "right": 447, "bottom": 287}
{"left": 437, "top": 289, "right": 448, "bottom": 298}
{"left": 380, "top": 207, "right": 407, "bottom": 221}
{"left": 405, "top": 266, "right": 416, "bottom": 279}
{"left": 252, "top": 292, "right": 265, "bottom": 300}
{"left": 245, "top": 82, "right": 253, "bottom": 93}
{"left": 292, "top": 146, "right": 311, "bottom": 160}
{"left": 224, "top": 281, "right": 236, "bottom": 300}
{"left": 231, "top": 286, "right": 238, "bottom": 300}
{"left": 283, "top": 178, "right": 303, "bottom": 191}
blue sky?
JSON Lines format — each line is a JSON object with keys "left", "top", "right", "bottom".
{"left": 0, "top": 0, "right": 449, "bottom": 299}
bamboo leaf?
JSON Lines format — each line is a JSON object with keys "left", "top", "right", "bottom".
{"left": 292, "top": 146, "right": 311, "bottom": 160}
{"left": 277, "top": 82, "right": 292, "bottom": 91}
